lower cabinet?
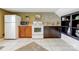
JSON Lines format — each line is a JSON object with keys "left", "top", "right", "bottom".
{"left": 44, "top": 26, "right": 61, "bottom": 38}
{"left": 19, "top": 26, "right": 61, "bottom": 38}
{"left": 19, "top": 26, "right": 32, "bottom": 38}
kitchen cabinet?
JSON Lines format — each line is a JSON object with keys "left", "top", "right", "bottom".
{"left": 61, "top": 11, "right": 79, "bottom": 40}
{"left": 25, "top": 26, "right": 32, "bottom": 38}
{"left": 44, "top": 26, "right": 61, "bottom": 38}
{"left": 19, "top": 26, "right": 32, "bottom": 38}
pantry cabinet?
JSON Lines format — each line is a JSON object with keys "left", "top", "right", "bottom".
{"left": 19, "top": 26, "right": 32, "bottom": 38}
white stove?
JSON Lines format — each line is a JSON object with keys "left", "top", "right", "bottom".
{"left": 32, "top": 21, "right": 44, "bottom": 39}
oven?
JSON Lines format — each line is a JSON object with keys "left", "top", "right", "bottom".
{"left": 32, "top": 25, "right": 43, "bottom": 38}
{"left": 32, "top": 26, "right": 43, "bottom": 34}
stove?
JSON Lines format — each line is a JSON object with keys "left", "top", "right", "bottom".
{"left": 32, "top": 21, "right": 44, "bottom": 39}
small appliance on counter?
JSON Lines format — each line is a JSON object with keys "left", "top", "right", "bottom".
{"left": 20, "top": 16, "right": 30, "bottom": 25}
{"left": 20, "top": 21, "right": 29, "bottom": 25}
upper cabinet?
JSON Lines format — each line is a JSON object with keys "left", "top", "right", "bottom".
{"left": 61, "top": 11, "right": 79, "bottom": 40}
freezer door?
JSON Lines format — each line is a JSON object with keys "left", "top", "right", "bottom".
{"left": 5, "top": 23, "right": 16, "bottom": 39}
{"left": 4, "top": 15, "right": 16, "bottom": 23}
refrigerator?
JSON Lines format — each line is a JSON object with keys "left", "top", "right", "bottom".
{"left": 4, "top": 15, "right": 21, "bottom": 39}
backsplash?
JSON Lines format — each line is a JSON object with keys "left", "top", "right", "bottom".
{"left": 42, "top": 13, "right": 61, "bottom": 26}
{"left": 16, "top": 12, "right": 61, "bottom": 26}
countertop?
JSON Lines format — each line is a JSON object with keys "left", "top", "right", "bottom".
{"left": 18, "top": 25, "right": 61, "bottom": 26}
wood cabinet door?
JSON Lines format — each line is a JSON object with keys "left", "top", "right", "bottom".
{"left": 19, "top": 26, "right": 27, "bottom": 38}
{"left": 25, "top": 26, "right": 32, "bottom": 38}
{"left": 19, "top": 26, "right": 32, "bottom": 38}
{"left": 44, "top": 26, "right": 61, "bottom": 38}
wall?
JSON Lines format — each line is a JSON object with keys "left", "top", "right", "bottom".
{"left": 16, "top": 12, "right": 61, "bottom": 26}
{"left": 0, "top": 9, "right": 12, "bottom": 39}
{"left": 0, "top": 10, "right": 61, "bottom": 39}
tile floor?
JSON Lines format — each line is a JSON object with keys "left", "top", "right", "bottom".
{"left": 16, "top": 42, "right": 48, "bottom": 51}
{"left": 0, "top": 38, "right": 77, "bottom": 51}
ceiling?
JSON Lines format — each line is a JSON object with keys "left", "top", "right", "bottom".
{"left": 3, "top": 8, "right": 59, "bottom": 12}
{"left": 3, "top": 8, "right": 79, "bottom": 17}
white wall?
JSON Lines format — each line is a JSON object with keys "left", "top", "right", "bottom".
{"left": 55, "top": 8, "right": 79, "bottom": 17}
